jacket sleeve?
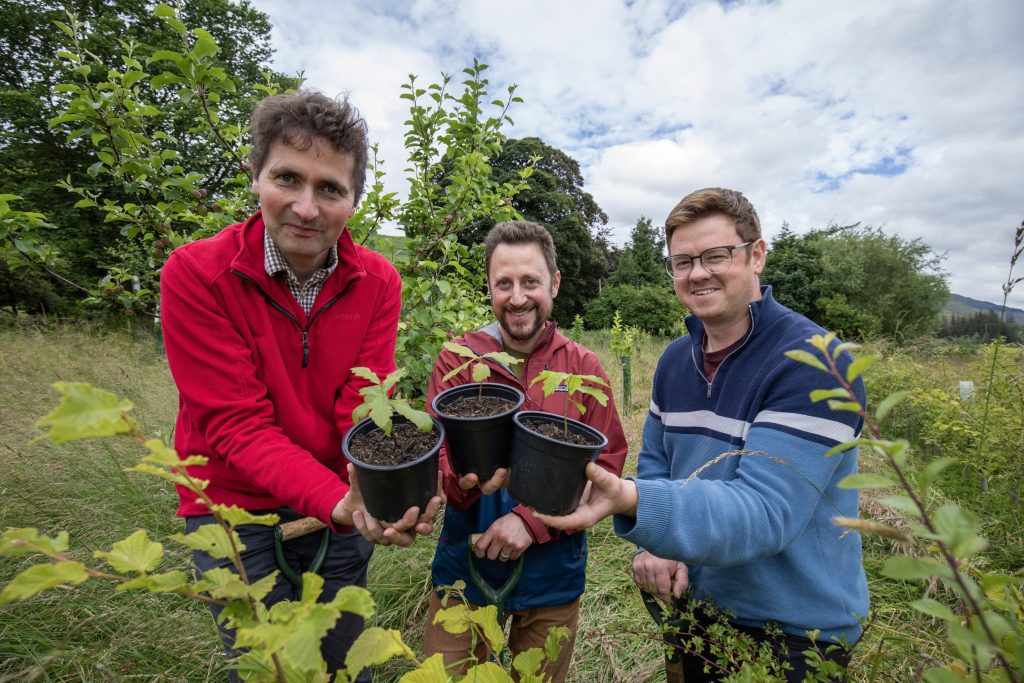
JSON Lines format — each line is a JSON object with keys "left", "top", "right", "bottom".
{"left": 426, "top": 345, "right": 484, "bottom": 510}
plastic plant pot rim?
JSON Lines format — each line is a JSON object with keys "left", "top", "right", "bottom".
{"left": 344, "top": 414, "right": 445, "bottom": 472}
{"left": 431, "top": 383, "right": 525, "bottom": 421}
{"left": 512, "top": 410, "right": 608, "bottom": 451}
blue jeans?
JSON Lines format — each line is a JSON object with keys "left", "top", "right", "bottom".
{"left": 185, "top": 509, "right": 373, "bottom": 681}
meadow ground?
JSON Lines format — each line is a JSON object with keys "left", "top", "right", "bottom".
{"left": 1, "top": 322, "right": 1019, "bottom": 681}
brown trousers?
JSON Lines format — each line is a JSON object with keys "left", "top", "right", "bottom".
{"left": 422, "top": 591, "right": 580, "bottom": 682}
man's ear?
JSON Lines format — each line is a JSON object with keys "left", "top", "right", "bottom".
{"left": 551, "top": 270, "right": 561, "bottom": 298}
{"left": 751, "top": 239, "right": 767, "bottom": 276}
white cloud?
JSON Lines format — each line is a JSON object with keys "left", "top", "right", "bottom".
{"left": 250, "top": 0, "right": 1024, "bottom": 309}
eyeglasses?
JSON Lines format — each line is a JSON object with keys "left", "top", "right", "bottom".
{"left": 663, "top": 242, "right": 753, "bottom": 279}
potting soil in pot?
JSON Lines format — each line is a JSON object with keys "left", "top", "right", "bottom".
{"left": 347, "top": 422, "right": 439, "bottom": 466}
{"left": 520, "top": 417, "right": 599, "bottom": 446}
{"left": 440, "top": 395, "right": 515, "bottom": 418}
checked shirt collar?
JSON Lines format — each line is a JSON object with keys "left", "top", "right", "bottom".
{"left": 263, "top": 229, "right": 339, "bottom": 315}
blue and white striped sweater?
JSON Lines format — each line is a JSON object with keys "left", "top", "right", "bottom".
{"left": 614, "top": 287, "right": 870, "bottom": 643}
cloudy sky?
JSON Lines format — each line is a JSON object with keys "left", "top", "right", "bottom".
{"left": 248, "top": 0, "right": 1024, "bottom": 309}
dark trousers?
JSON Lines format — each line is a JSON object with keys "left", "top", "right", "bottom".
{"left": 186, "top": 509, "right": 374, "bottom": 681}
{"left": 667, "top": 603, "right": 851, "bottom": 682}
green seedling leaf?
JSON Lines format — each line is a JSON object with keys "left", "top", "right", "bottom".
{"left": 544, "top": 626, "right": 569, "bottom": 660}
{"left": 838, "top": 473, "right": 895, "bottom": 490}
{"left": 826, "top": 400, "right": 863, "bottom": 413}
{"left": 351, "top": 367, "right": 383, "bottom": 385}
{"left": 875, "top": 390, "right": 913, "bottom": 422}
{"left": 911, "top": 598, "right": 956, "bottom": 621}
{"left": 576, "top": 384, "right": 609, "bottom": 406}
{"left": 466, "top": 604, "right": 505, "bottom": 652}
{"left": 810, "top": 388, "right": 849, "bottom": 403}
{"left": 128, "top": 462, "right": 209, "bottom": 490}
{"left": 93, "top": 529, "right": 163, "bottom": 573}
{"left": 399, "top": 654, "right": 449, "bottom": 682}
{"left": 512, "top": 648, "right": 545, "bottom": 677}
{"left": 138, "top": 438, "right": 206, "bottom": 467}
{"left": 443, "top": 341, "right": 478, "bottom": 360}
{"left": 299, "top": 572, "right": 324, "bottom": 604}
{"left": 882, "top": 555, "right": 947, "bottom": 581}
{"left": 236, "top": 602, "right": 340, "bottom": 675}
{"left": 845, "top": 355, "right": 878, "bottom": 382}
{"left": 208, "top": 505, "right": 279, "bottom": 528}
{"left": 119, "top": 570, "right": 189, "bottom": 593}
{"left": 35, "top": 382, "right": 135, "bottom": 443}
{"left": 465, "top": 661, "right": 515, "bottom": 682}
{"left": 0, "top": 529, "right": 69, "bottom": 557}
{"left": 393, "top": 401, "right": 434, "bottom": 433}
{"left": 471, "top": 362, "right": 490, "bottom": 382}
{"left": 346, "top": 627, "right": 416, "bottom": 673}
{"left": 170, "top": 525, "right": 241, "bottom": 560}
{"left": 784, "top": 349, "right": 827, "bottom": 372}
{"left": 380, "top": 368, "right": 407, "bottom": 393}
{"left": 0, "top": 561, "right": 89, "bottom": 605}
{"left": 329, "top": 584, "right": 376, "bottom": 619}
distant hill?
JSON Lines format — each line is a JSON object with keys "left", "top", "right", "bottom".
{"left": 945, "top": 293, "right": 1024, "bottom": 324}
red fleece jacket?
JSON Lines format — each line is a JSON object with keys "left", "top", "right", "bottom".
{"left": 160, "top": 212, "right": 401, "bottom": 529}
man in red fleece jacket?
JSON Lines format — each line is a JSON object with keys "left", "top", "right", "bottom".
{"left": 160, "top": 91, "right": 440, "bottom": 679}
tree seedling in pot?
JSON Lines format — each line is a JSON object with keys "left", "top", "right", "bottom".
{"left": 441, "top": 342, "right": 522, "bottom": 404}
{"left": 529, "top": 370, "right": 610, "bottom": 439}
{"left": 351, "top": 367, "right": 433, "bottom": 436}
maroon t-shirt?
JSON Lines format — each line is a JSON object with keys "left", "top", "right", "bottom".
{"left": 703, "top": 337, "right": 744, "bottom": 382}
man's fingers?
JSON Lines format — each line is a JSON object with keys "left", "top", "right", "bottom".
{"left": 458, "top": 472, "right": 479, "bottom": 491}
{"left": 479, "top": 468, "right": 508, "bottom": 495}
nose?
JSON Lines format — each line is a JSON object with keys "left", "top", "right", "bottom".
{"left": 687, "top": 259, "right": 712, "bottom": 281}
{"left": 509, "top": 285, "right": 527, "bottom": 306}
{"left": 291, "top": 187, "right": 319, "bottom": 222}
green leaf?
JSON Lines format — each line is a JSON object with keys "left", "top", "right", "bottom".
{"left": 881, "top": 555, "right": 946, "bottom": 580}
{"left": 911, "top": 598, "right": 956, "bottom": 621}
{"left": 119, "top": 570, "right": 189, "bottom": 593}
{"left": 784, "top": 349, "right": 827, "bottom": 372}
{"left": 466, "top": 604, "right": 505, "bottom": 652}
{"left": 150, "top": 71, "right": 184, "bottom": 89}
{"left": 93, "top": 530, "right": 163, "bottom": 573}
{"left": 399, "top": 654, "right": 450, "bottom": 681}
{"left": 837, "top": 473, "right": 895, "bottom": 490}
{"left": 465, "top": 661, "right": 514, "bottom": 682}
{"left": 471, "top": 363, "right": 491, "bottom": 382}
{"left": 121, "top": 70, "right": 147, "bottom": 88}
{"left": 194, "top": 566, "right": 259, "bottom": 600}
{"left": 346, "top": 627, "right": 414, "bottom": 673}
{"left": 0, "top": 561, "right": 89, "bottom": 605}
{"left": 831, "top": 341, "right": 861, "bottom": 358}
{"left": 809, "top": 388, "right": 849, "bottom": 403}
{"left": 0, "top": 529, "right": 69, "bottom": 557}
{"left": 351, "top": 367, "right": 382, "bottom": 385}
{"left": 208, "top": 505, "right": 279, "bottom": 528}
{"left": 575, "top": 384, "right": 609, "bottom": 406}
{"left": 922, "top": 669, "right": 967, "bottom": 683}
{"left": 826, "top": 400, "right": 862, "bottom": 413}
{"left": 918, "top": 456, "right": 956, "bottom": 495}
{"left": 930, "top": 505, "right": 988, "bottom": 558}
{"left": 191, "top": 34, "right": 219, "bottom": 61}
{"left": 845, "top": 355, "right": 878, "bottom": 382}
{"left": 875, "top": 390, "right": 913, "bottom": 422}
{"left": 328, "top": 584, "right": 376, "bottom": 619}
{"left": 170, "top": 525, "right": 242, "bottom": 560}
{"left": 512, "top": 648, "right": 545, "bottom": 677}
{"left": 393, "top": 402, "right": 435, "bottom": 433}
{"left": 140, "top": 438, "right": 205, "bottom": 467}
{"left": 823, "top": 439, "right": 863, "bottom": 458}
{"left": 544, "top": 626, "right": 569, "bottom": 660}
{"left": 35, "top": 382, "right": 135, "bottom": 443}
{"left": 443, "top": 342, "right": 477, "bottom": 359}
{"left": 153, "top": 4, "right": 176, "bottom": 17}
{"left": 877, "top": 494, "right": 921, "bottom": 517}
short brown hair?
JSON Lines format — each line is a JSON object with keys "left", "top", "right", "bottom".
{"left": 484, "top": 221, "right": 558, "bottom": 278}
{"left": 664, "top": 187, "right": 761, "bottom": 243}
{"left": 249, "top": 90, "right": 369, "bottom": 203}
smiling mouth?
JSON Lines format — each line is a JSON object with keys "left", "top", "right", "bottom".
{"left": 691, "top": 288, "right": 717, "bottom": 296}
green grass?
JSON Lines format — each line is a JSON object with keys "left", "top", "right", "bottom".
{"left": 1, "top": 322, "right": 1018, "bottom": 681}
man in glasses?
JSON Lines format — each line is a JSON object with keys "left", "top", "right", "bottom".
{"left": 535, "top": 188, "right": 867, "bottom": 681}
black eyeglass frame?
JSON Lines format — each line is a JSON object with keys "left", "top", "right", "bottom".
{"left": 663, "top": 241, "right": 754, "bottom": 279}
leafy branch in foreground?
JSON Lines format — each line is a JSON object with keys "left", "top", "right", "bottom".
{"left": 787, "top": 334, "right": 1023, "bottom": 683}
{"left": 2, "top": 382, "right": 567, "bottom": 681}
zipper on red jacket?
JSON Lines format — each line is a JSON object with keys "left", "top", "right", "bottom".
{"left": 232, "top": 269, "right": 360, "bottom": 368}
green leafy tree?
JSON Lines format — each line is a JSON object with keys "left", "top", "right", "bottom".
{"left": 606, "top": 216, "right": 666, "bottom": 288}
{"left": 457, "top": 137, "right": 612, "bottom": 324}
{"left": 585, "top": 284, "right": 683, "bottom": 335}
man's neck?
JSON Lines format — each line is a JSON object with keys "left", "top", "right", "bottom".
{"left": 702, "top": 311, "right": 751, "bottom": 353}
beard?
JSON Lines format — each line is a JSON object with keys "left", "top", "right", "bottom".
{"left": 498, "top": 305, "right": 547, "bottom": 342}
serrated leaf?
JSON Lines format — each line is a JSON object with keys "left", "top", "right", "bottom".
{"left": 119, "top": 570, "right": 189, "bottom": 593}
{"left": 399, "top": 653, "right": 450, "bottom": 681}
{"left": 128, "top": 462, "right": 209, "bottom": 490}
{"left": 465, "top": 661, "right": 514, "bottom": 682}
{"left": 380, "top": 368, "right": 407, "bottom": 393}
{"left": 351, "top": 367, "right": 382, "bottom": 385}
{"left": 208, "top": 505, "right": 279, "bottom": 528}
{"left": 394, "top": 402, "right": 434, "bottom": 433}
{"left": 170, "top": 525, "right": 241, "bottom": 560}
{"left": 346, "top": 627, "right": 415, "bottom": 673}
{"left": 838, "top": 473, "right": 895, "bottom": 489}
{"left": 784, "top": 349, "right": 827, "bottom": 371}
{"left": 544, "top": 626, "right": 569, "bottom": 660}
{"left": 35, "top": 382, "right": 134, "bottom": 443}
{"left": 194, "top": 566, "right": 259, "bottom": 600}
{"left": 236, "top": 602, "right": 339, "bottom": 674}
{"left": 912, "top": 598, "right": 956, "bottom": 621}
{"left": 0, "top": 561, "right": 89, "bottom": 605}
{"left": 875, "top": 390, "right": 913, "bottom": 422}
{"left": 328, "top": 584, "right": 376, "bottom": 619}
{"left": 882, "top": 555, "right": 946, "bottom": 580}
{"left": 93, "top": 529, "right": 163, "bottom": 573}
{"left": 467, "top": 604, "right": 505, "bottom": 652}
{"left": 0, "top": 529, "right": 69, "bottom": 557}
{"left": 512, "top": 647, "right": 545, "bottom": 677}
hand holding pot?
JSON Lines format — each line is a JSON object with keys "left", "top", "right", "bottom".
{"left": 339, "top": 466, "right": 445, "bottom": 547}
{"left": 472, "top": 512, "right": 532, "bottom": 561}
{"left": 633, "top": 551, "right": 688, "bottom": 604}
{"left": 532, "top": 461, "right": 638, "bottom": 530}
{"left": 458, "top": 467, "right": 509, "bottom": 495}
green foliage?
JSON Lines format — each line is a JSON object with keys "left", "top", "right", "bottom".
{"left": 350, "top": 367, "right": 434, "bottom": 437}
{"left": 530, "top": 370, "right": 609, "bottom": 438}
{"left": 348, "top": 61, "right": 530, "bottom": 397}
{"left": 606, "top": 216, "right": 666, "bottom": 289}
{"left": 585, "top": 283, "right": 685, "bottom": 335}
{"left": 788, "top": 332, "right": 1023, "bottom": 682}
{"left": 763, "top": 223, "right": 949, "bottom": 341}
{"left": 440, "top": 341, "right": 522, "bottom": 384}
{"left": 567, "top": 314, "right": 585, "bottom": 343}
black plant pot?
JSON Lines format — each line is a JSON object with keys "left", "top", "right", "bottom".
{"left": 342, "top": 414, "right": 444, "bottom": 523}
{"left": 509, "top": 411, "right": 608, "bottom": 515}
{"left": 432, "top": 383, "right": 525, "bottom": 480}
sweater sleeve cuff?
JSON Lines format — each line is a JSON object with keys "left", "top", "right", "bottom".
{"left": 512, "top": 505, "right": 557, "bottom": 544}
